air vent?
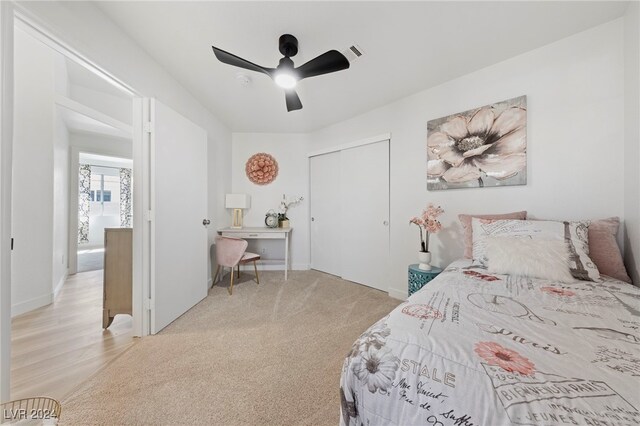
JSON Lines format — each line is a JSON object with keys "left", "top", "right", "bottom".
{"left": 342, "top": 44, "right": 364, "bottom": 62}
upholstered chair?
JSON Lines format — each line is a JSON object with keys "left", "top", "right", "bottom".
{"left": 213, "top": 236, "right": 260, "bottom": 295}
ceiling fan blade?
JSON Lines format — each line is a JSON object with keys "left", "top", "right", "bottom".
{"left": 211, "top": 46, "right": 274, "bottom": 76}
{"left": 296, "top": 50, "right": 350, "bottom": 80}
{"left": 285, "top": 90, "right": 302, "bottom": 112}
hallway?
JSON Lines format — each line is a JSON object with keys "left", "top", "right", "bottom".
{"left": 10, "top": 270, "right": 135, "bottom": 401}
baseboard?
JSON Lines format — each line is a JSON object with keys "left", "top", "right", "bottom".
{"left": 237, "top": 263, "right": 310, "bottom": 271}
{"left": 207, "top": 278, "right": 213, "bottom": 288}
{"left": 292, "top": 263, "right": 310, "bottom": 270}
{"left": 387, "top": 287, "right": 407, "bottom": 301}
{"left": 12, "top": 293, "right": 53, "bottom": 318}
{"left": 53, "top": 270, "right": 68, "bottom": 299}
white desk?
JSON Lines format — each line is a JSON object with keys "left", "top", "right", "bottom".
{"left": 217, "top": 227, "right": 292, "bottom": 280}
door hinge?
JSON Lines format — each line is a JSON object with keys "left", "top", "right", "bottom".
{"left": 144, "top": 298, "right": 153, "bottom": 311}
{"left": 146, "top": 210, "right": 154, "bottom": 222}
{"left": 143, "top": 121, "right": 153, "bottom": 134}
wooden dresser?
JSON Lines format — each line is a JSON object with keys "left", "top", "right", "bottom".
{"left": 103, "top": 228, "right": 132, "bottom": 329}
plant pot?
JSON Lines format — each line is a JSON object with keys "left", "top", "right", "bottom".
{"left": 418, "top": 251, "right": 432, "bottom": 270}
{"left": 280, "top": 219, "right": 290, "bottom": 228}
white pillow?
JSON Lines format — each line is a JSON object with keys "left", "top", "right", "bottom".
{"left": 472, "top": 218, "right": 600, "bottom": 282}
{"left": 485, "top": 237, "right": 575, "bottom": 282}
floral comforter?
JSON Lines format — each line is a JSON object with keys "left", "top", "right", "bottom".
{"left": 340, "top": 259, "right": 640, "bottom": 426}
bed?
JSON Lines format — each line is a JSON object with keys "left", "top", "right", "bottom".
{"left": 340, "top": 259, "right": 640, "bottom": 426}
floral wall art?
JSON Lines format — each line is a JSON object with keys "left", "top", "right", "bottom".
{"left": 246, "top": 152, "right": 279, "bottom": 185}
{"left": 427, "top": 95, "right": 527, "bottom": 190}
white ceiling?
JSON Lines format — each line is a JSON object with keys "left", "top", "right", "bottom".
{"left": 96, "top": 1, "right": 628, "bottom": 133}
{"left": 79, "top": 152, "right": 133, "bottom": 168}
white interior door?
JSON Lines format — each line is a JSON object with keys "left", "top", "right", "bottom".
{"left": 310, "top": 152, "right": 342, "bottom": 276}
{"left": 339, "top": 140, "right": 390, "bottom": 291}
{"left": 151, "top": 99, "right": 208, "bottom": 333}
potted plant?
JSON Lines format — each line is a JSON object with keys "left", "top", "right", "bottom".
{"left": 278, "top": 194, "right": 303, "bottom": 228}
{"left": 410, "top": 203, "right": 444, "bottom": 270}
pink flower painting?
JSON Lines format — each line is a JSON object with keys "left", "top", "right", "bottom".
{"left": 474, "top": 341, "right": 535, "bottom": 376}
{"left": 540, "top": 286, "right": 576, "bottom": 297}
{"left": 427, "top": 96, "right": 527, "bottom": 190}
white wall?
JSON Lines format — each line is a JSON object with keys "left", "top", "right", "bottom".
{"left": 52, "top": 107, "right": 69, "bottom": 296}
{"left": 624, "top": 3, "right": 640, "bottom": 285}
{"left": 0, "top": 1, "right": 14, "bottom": 401}
{"left": 309, "top": 20, "right": 625, "bottom": 297}
{"left": 52, "top": 53, "right": 70, "bottom": 297}
{"left": 70, "top": 132, "right": 132, "bottom": 158}
{"left": 16, "top": 1, "right": 233, "bottom": 280}
{"left": 12, "top": 26, "right": 56, "bottom": 315}
{"left": 231, "top": 133, "right": 310, "bottom": 269}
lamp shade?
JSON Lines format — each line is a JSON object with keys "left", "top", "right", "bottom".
{"left": 225, "top": 194, "right": 251, "bottom": 209}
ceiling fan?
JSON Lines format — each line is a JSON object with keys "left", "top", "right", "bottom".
{"left": 211, "top": 34, "right": 350, "bottom": 112}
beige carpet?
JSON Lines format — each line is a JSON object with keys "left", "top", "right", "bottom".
{"left": 60, "top": 270, "right": 401, "bottom": 425}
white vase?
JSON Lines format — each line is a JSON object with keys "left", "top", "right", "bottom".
{"left": 418, "top": 251, "right": 432, "bottom": 271}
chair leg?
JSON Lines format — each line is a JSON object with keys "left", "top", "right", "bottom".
{"left": 237, "top": 264, "right": 240, "bottom": 278}
{"left": 229, "top": 268, "right": 234, "bottom": 295}
{"left": 212, "top": 265, "right": 220, "bottom": 286}
{"left": 253, "top": 260, "right": 260, "bottom": 285}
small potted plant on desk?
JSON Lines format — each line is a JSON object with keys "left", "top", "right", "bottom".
{"left": 278, "top": 194, "right": 303, "bottom": 228}
{"left": 410, "top": 203, "right": 444, "bottom": 270}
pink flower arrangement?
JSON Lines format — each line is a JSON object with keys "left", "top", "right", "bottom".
{"left": 410, "top": 203, "right": 444, "bottom": 252}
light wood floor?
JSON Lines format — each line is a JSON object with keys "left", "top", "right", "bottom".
{"left": 10, "top": 270, "right": 135, "bottom": 401}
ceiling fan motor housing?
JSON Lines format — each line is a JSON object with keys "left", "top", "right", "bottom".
{"left": 279, "top": 34, "right": 299, "bottom": 57}
{"left": 277, "top": 57, "right": 295, "bottom": 71}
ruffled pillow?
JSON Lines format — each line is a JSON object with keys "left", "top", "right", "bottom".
{"left": 486, "top": 237, "right": 575, "bottom": 282}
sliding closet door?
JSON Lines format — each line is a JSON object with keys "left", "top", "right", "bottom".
{"left": 310, "top": 152, "right": 342, "bottom": 276}
{"left": 340, "top": 140, "right": 390, "bottom": 291}
{"left": 151, "top": 99, "right": 208, "bottom": 333}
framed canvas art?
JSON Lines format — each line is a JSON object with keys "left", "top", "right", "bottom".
{"left": 427, "top": 95, "right": 527, "bottom": 190}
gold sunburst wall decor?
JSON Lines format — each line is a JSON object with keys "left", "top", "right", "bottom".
{"left": 245, "top": 152, "right": 279, "bottom": 185}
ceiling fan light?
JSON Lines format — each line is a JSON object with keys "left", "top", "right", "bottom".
{"left": 274, "top": 72, "right": 298, "bottom": 89}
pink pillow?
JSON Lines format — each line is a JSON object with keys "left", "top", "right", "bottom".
{"left": 458, "top": 211, "right": 527, "bottom": 258}
{"left": 588, "top": 217, "right": 631, "bottom": 283}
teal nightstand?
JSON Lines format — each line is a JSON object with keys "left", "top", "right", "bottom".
{"left": 408, "top": 264, "right": 443, "bottom": 296}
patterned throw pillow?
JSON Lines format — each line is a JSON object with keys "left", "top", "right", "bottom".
{"left": 471, "top": 218, "right": 601, "bottom": 282}
{"left": 458, "top": 211, "right": 527, "bottom": 258}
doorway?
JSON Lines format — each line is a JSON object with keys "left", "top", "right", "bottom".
{"left": 309, "top": 137, "right": 390, "bottom": 291}
{"left": 1, "top": 5, "right": 212, "bottom": 401}
{"left": 8, "top": 20, "right": 137, "bottom": 400}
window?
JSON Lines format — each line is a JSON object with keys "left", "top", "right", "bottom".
{"left": 89, "top": 190, "right": 112, "bottom": 202}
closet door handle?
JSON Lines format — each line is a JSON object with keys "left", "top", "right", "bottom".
{"left": 203, "top": 219, "right": 211, "bottom": 226}
{"left": 383, "top": 220, "right": 389, "bottom": 226}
